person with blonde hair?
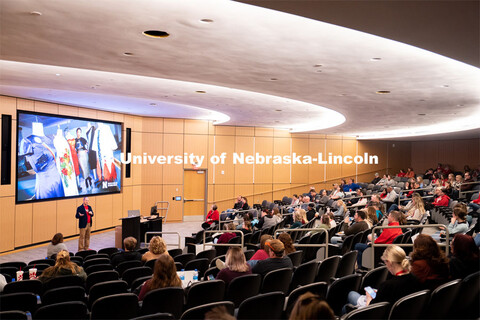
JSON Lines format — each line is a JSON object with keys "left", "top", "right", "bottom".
{"left": 365, "top": 207, "right": 378, "bottom": 227}
{"left": 39, "top": 250, "right": 87, "bottom": 283}
{"left": 289, "top": 292, "right": 335, "bottom": 320}
{"left": 290, "top": 210, "right": 303, "bottom": 229}
{"left": 333, "top": 199, "right": 347, "bottom": 217}
{"left": 138, "top": 254, "right": 182, "bottom": 300}
{"left": 215, "top": 247, "right": 252, "bottom": 285}
{"left": 406, "top": 196, "right": 426, "bottom": 221}
{"left": 142, "top": 236, "right": 169, "bottom": 262}
{"left": 345, "top": 245, "right": 420, "bottom": 311}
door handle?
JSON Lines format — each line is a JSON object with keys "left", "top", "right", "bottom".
{"left": 184, "top": 199, "right": 204, "bottom": 202}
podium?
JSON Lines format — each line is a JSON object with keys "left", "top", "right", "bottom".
{"left": 119, "top": 216, "right": 141, "bottom": 250}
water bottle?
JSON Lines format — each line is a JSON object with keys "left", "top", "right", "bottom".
{"left": 180, "top": 269, "right": 185, "bottom": 283}
{"left": 193, "top": 269, "right": 198, "bottom": 282}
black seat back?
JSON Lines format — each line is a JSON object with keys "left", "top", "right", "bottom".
{"left": 261, "top": 267, "right": 293, "bottom": 294}
{"left": 388, "top": 290, "right": 430, "bottom": 320}
{"left": 141, "top": 287, "right": 185, "bottom": 319}
{"left": 237, "top": 292, "right": 285, "bottom": 320}
{"left": 225, "top": 274, "right": 261, "bottom": 308}
{"left": 90, "top": 293, "right": 139, "bottom": 319}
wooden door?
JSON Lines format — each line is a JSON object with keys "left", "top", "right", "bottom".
{"left": 183, "top": 170, "right": 207, "bottom": 220}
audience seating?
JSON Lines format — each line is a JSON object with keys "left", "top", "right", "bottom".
{"left": 86, "top": 270, "right": 120, "bottom": 293}
{"left": 116, "top": 260, "right": 142, "bottom": 276}
{"left": 237, "top": 292, "right": 285, "bottom": 320}
{"left": 184, "top": 258, "right": 209, "bottom": 278}
{"left": 341, "top": 301, "right": 390, "bottom": 320}
{"left": 83, "top": 257, "right": 111, "bottom": 270}
{"left": 121, "top": 266, "right": 152, "bottom": 287}
{"left": 0, "top": 261, "right": 27, "bottom": 270}
{"left": 388, "top": 290, "right": 430, "bottom": 319}
{"left": 0, "top": 292, "right": 38, "bottom": 313}
{"left": 315, "top": 255, "right": 341, "bottom": 285}
{"left": 326, "top": 274, "right": 362, "bottom": 316}
{"left": 43, "top": 275, "right": 84, "bottom": 292}
{"left": 84, "top": 253, "right": 110, "bottom": 262}
{"left": 85, "top": 263, "right": 114, "bottom": 275}
{"left": 88, "top": 280, "right": 129, "bottom": 309}
{"left": 41, "top": 286, "right": 86, "bottom": 306}
{"left": 173, "top": 253, "right": 195, "bottom": 268}
{"left": 286, "top": 250, "right": 303, "bottom": 267}
{"left": 423, "top": 279, "right": 462, "bottom": 319}
{"left": 29, "top": 259, "right": 55, "bottom": 266}
{"left": 450, "top": 271, "right": 480, "bottom": 319}
{"left": 75, "top": 250, "right": 97, "bottom": 259}
{"left": 335, "top": 250, "right": 358, "bottom": 279}
{"left": 98, "top": 247, "right": 120, "bottom": 257}
{"left": 285, "top": 282, "right": 328, "bottom": 317}
{"left": 360, "top": 266, "right": 388, "bottom": 290}
{"left": 3, "top": 279, "right": 42, "bottom": 295}
{"left": 131, "top": 275, "right": 152, "bottom": 291}
{"left": 0, "top": 311, "right": 29, "bottom": 320}
{"left": 34, "top": 301, "right": 89, "bottom": 320}
{"left": 132, "top": 313, "right": 174, "bottom": 320}
{"left": 289, "top": 261, "right": 317, "bottom": 293}
{"left": 180, "top": 301, "right": 235, "bottom": 320}
{"left": 90, "top": 293, "right": 139, "bottom": 319}
{"left": 195, "top": 249, "right": 216, "bottom": 263}
{"left": 184, "top": 280, "right": 226, "bottom": 310}
{"left": 140, "top": 287, "right": 185, "bottom": 318}
{"left": 225, "top": 274, "right": 262, "bottom": 308}
{"left": 70, "top": 256, "right": 84, "bottom": 266}
{"left": 261, "top": 268, "right": 293, "bottom": 294}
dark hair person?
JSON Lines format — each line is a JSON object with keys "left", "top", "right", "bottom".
{"left": 278, "top": 232, "right": 296, "bottom": 255}
{"left": 138, "top": 254, "right": 182, "bottom": 300}
{"left": 449, "top": 234, "right": 480, "bottom": 279}
{"left": 47, "top": 233, "right": 68, "bottom": 258}
{"left": 410, "top": 234, "right": 450, "bottom": 290}
{"left": 289, "top": 292, "right": 335, "bottom": 320}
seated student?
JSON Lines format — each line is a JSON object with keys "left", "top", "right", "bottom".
{"left": 397, "top": 169, "right": 406, "bottom": 178}
{"left": 39, "top": 250, "right": 87, "bottom": 284}
{"left": 306, "top": 189, "right": 317, "bottom": 202}
{"left": 345, "top": 245, "right": 421, "bottom": 312}
{"left": 331, "top": 210, "right": 369, "bottom": 244}
{"left": 111, "top": 237, "right": 143, "bottom": 267}
{"left": 343, "top": 178, "right": 360, "bottom": 193}
{"left": 47, "top": 233, "right": 68, "bottom": 259}
{"left": 216, "top": 223, "right": 237, "bottom": 244}
{"left": 449, "top": 234, "right": 480, "bottom": 279}
{"left": 370, "top": 172, "right": 381, "bottom": 185}
{"left": 239, "top": 220, "right": 253, "bottom": 234}
{"left": 355, "top": 210, "right": 405, "bottom": 267}
{"left": 332, "top": 200, "right": 347, "bottom": 217}
{"left": 287, "top": 194, "right": 300, "bottom": 213}
{"left": 257, "top": 208, "right": 281, "bottom": 230}
{"left": 278, "top": 232, "right": 296, "bottom": 255}
{"left": 306, "top": 203, "right": 319, "bottom": 221}
{"left": 216, "top": 247, "right": 252, "bottom": 285}
{"left": 447, "top": 203, "right": 469, "bottom": 235}
{"left": 202, "top": 204, "right": 219, "bottom": 229}
{"left": 432, "top": 187, "right": 450, "bottom": 207}
{"left": 410, "top": 234, "right": 450, "bottom": 290}
{"left": 348, "top": 189, "right": 367, "bottom": 208}
{"left": 252, "top": 239, "right": 293, "bottom": 277}
{"left": 290, "top": 211, "right": 304, "bottom": 229}
{"left": 138, "top": 254, "right": 182, "bottom": 301}
{"left": 248, "top": 235, "right": 273, "bottom": 267}
{"left": 142, "top": 236, "right": 169, "bottom": 263}
{"left": 317, "top": 190, "right": 330, "bottom": 206}
{"left": 365, "top": 207, "right": 378, "bottom": 228}
{"left": 405, "top": 167, "right": 415, "bottom": 179}
{"left": 328, "top": 184, "right": 345, "bottom": 206}
{"left": 468, "top": 196, "right": 480, "bottom": 213}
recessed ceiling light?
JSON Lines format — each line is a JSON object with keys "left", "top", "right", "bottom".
{"left": 30, "top": 11, "right": 42, "bottom": 16}
{"left": 443, "top": 84, "right": 449, "bottom": 88}
{"left": 200, "top": 19, "right": 214, "bottom": 23}
{"left": 143, "top": 30, "right": 170, "bottom": 38}
{"left": 196, "top": 90, "right": 206, "bottom": 93}
{"left": 55, "top": 73, "right": 61, "bottom": 76}
{"left": 275, "top": 121, "right": 280, "bottom": 123}
{"left": 456, "top": 104, "right": 464, "bottom": 107}
{"left": 149, "top": 103, "right": 156, "bottom": 106}
{"left": 313, "top": 64, "right": 322, "bottom": 67}
{"left": 376, "top": 90, "right": 391, "bottom": 94}
{"left": 270, "top": 78, "right": 278, "bottom": 81}
{"left": 419, "top": 99, "right": 426, "bottom": 102}
{"left": 275, "top": 109, "right": 282, "bottom": 112}
{"left": 370, "top": 57, "right": 382, "bottom": 61}
{"left": 123, "top": 52, "right": 134, "bottom": 56}
{"left": 418, "top": 113, "right": 426, "bottom": 116}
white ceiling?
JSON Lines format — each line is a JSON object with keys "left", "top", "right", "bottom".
{"left": 1, "top": 0, "right": 479, "bottom": 140}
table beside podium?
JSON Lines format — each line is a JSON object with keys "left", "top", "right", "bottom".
{"left": 117, "top": 215, "right": 163, "bottom": 250}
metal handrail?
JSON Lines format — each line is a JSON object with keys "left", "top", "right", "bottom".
{"left": 202, "top": 229, "right": 244, "bottom": 251}
{"left": 144, "top": 231, "right": 181, "bottom": 249}
{"left": 395, "top": 187, "right": 434, "bottom": 205}
{"left": 458, "top": 181, "right": 480, "bottom": 198}
{"left": 275, "top": 228, "right": 330, "bottom": 257}
{"left": 370, "top": 224, "right": 450, "bottom": 268}
{"left": 154, "top": 201, "right": 169, "bottom": 223}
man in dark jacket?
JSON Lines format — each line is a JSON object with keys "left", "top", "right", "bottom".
{"left": 111, "top": 237, "right": 142, "bottom": 267}
{"left": 76, "top": 197, "right": 94, "bottom": 251}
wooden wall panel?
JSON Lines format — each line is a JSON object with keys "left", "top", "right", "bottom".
{"left": 34, "top": 101, "right": 58, "bottom": 114}
{"left": 0, "top": 197, "right": 15, "bottom": 252}
{"left": 32, "top": 201, "right": 57, "bottom": 243}
{"left": 325, "top": 138, "right": 343, "bottom": 184}
{"left": 142, "top": 118, "right": 164, "bottom": 133}
{"left": 185, "top": 120, "right": 208, "bottom": 135}
{"left": 95, "top": 195, "right": 113, "bottom": 230}
{"left": 273, "top": 184, "right": 291, "bottom": 202}
{"left": 253, "top": 184, "right": 272, "bottom": 204}
{"left": 163, "top": 185, "right": 183, "bottom": 222}
{"left": 213, "top": 184, "right": 234, "bottom": 212}
{"left": 112, "top": 193, "right": 124, "bottom": 223}
{"left": 17, "top": 98, "right": 34, "bottom": 111}
{"left": 308, "top": 138, "right": 325, "bottom": 185}
{"left": 291, "top": 138, "right": 309, "bottom": 184}
{"left": 236, "top": 127, "right": 254, "bottom": 136}
{"left": 387, "top": 141, "right": 411, "bottom": 174}
{"left": 234, "top": 136, "right": 254, "bottom": 184}
{"left": 215, "top": 126, "right": 235, "bottom": 136}
{"left": 273, "top": 137, "right": 291, "bottom": 184}
{"left": 56, "top": 199, "right": 77, "bottom": 237}
{"left": 184, "top": 135, "right": 208, "bottom": 169}
{"left": 341, "top": 139, "right": 357, "bottom": 180}
{"left": 357, "top": 140, "right": 388, "bottom": 183}
{"left": 274, "top": 129, "right": 290, "bottom": 137}
{"left": 132, "top": 186, "right": 142, "bottom": 212}
{"left": 255, "top": 128, "right": 274, "bottom": 137}
{"left": 58, "top": 105, "right": 79, "bottom": 117}
{"left": 122, "top": 186, "right": 133, "bottom": 217}
{"left": 164, "top": 119, "right": 184, "bottom": 134}
{"left": 212, "top": 135, "right": 235, "bottom": 185}
{"left": 254, "top": 137, "right": 273, "bottom": 184}
{"left": 15, "top": 204, "right": 32, "bottom": 247}
{"left": 141, "top": 185, "right": 163, "bottom": 217}
{"left": 235, "top": 184, "right": 254, "bottom": 202}
{"left": 97, "top": 111, "right": 115, "bottom": 122}
{"left": 411, "top": 141, "right": 438, "bottom": 174}
{"left": 163, "top": 134, "right": 184, "bottom": 184}
{"left": 141, "top": 133, "right": 163, "bottom": 184}
{"left": 79, "top": 108, "right": 98, "bottom": 120}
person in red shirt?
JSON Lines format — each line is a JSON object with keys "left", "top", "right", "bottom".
{"left": 202, "top": 204, "right": 219, "bottom": 229}
{"left": 75, "top": 197, "right": 94, "bottom": 251}
{"left": 217, "top": 223, "right": 237, "bottom": 244}
{"left": 433, "top": 187, "right": 450, "bottom": 207}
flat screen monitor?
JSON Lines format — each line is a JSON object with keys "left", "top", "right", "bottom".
{"left": 16, "top": 110, "right": 122, "bottom": 203}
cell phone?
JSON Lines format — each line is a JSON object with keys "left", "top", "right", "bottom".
{"left": 208, "top": 274, "right": 215, "bottom": 280}
{"left": 365, "top": 286, "right": 376, "bottom": 299}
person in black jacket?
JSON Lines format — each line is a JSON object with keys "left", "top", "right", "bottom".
{"left": 76, "top": 197, "right": 94, "bottom": 251}
{"left": 111, "top": 237, "right": 142, "bottom": 267}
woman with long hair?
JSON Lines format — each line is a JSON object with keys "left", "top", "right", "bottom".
{"left": 142, "top": 236, "right": 169, "bottom": 262}
{"left": 138, "top": 254, "right": 182, "bottom": 300}
{"left": 406, "top": 196, "right": 426, "bottom": 221}
{"left": 410, "top": 234, "right": 450, "bottom": 290}
{"left": 39, "top": 250, "right": 87, "bottom": 283}
{"left": 346, "top": 245, "right": 421, "bottom": 309}
{"left": 366, "top": 207, "right": 378, "bottom": 227}
{"left": 47, "top": 233, "right": 68, "bottom": 259}
{"left": 278, "top": 232, "right": 296, "bottom": 255}
{"left": 216, "top": 247, "right": 251, "bottom": 285}
{"left": 449, "top": 234, "right": 480, "bottom": 279}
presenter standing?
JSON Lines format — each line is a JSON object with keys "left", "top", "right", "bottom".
{"left": 76, "top": 197, "right": 94, "bottom": 251}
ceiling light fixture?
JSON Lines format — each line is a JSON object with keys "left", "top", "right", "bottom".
{"left": 370, "top": 57, "right": 382, "bottom": 61}
{"left": 275, "top": 109, "right": 282, "bottom": 112}
{"left": 376, "top": 90, "right": 391, "bottom": 94}
{"left": 143, "top": 30, "right": 170, "bottom": 38}
{"left": 200, "top": 19, "right": 214, "bottom": 23}
{"left": 123, "top": 52, "right": 134, "bottom": 56}
{"left": 196, "top": 90, "right": 206, "bottom": 93}
{"left": 149, "top": 103, "right": 156, "bottom": 106}
{"left": 270, "top": 78, "right": 278, "bottom": 81}
{"left": 313, "top": 64, "right": 322, "bottom": 67}
{"left": 30, "top": 11, "right": 42, "bottom": 16}
{"left": 55, "top": 73, "right": 61, "bottom": 76}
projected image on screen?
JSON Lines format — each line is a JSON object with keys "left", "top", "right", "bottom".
{"left": 16, "top": 111, "right": 122, "bottom": 203}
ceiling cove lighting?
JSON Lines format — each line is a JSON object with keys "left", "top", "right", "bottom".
{"left": 143, "top": 30, "right": 169, "bottom": 38}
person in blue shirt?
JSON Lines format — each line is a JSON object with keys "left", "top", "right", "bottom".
{"left": 343, "top": 178, "right": 361, "bottom": 192}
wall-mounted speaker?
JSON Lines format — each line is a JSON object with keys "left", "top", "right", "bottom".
{"left": 125, "top": 128, "right": 131, "bottom": 178}
{"left": 1, "top": 114, "right": 12, "bottom": 185}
